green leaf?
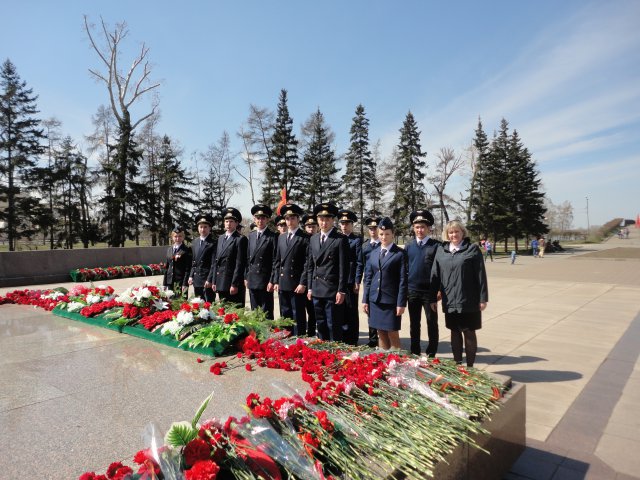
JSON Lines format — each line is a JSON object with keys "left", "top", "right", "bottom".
{"left": 164, "top": 421, "right": 197, "bottom": 447}
{"left": 191, "top": 392, "right": 213, "bottom": 429}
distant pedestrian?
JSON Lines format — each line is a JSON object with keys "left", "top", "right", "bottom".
{"left": 484, "top": 239, "right": 493, "bottom": 262}
{"left": 538, "top": 237, "right": 546, "bottom": 258}
{"left": 510, "top": 250, "right": 517, "bottom": 264}
{"left": 531, "top": 238, "right": 539, "bottom": 257}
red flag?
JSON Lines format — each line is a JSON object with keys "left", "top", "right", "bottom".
{"left": 276, "top": 188, "right": 287, "bottom": 215}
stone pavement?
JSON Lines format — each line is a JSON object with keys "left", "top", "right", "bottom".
{"left": 1, "top": 227, "right": 639, "bottom": 479}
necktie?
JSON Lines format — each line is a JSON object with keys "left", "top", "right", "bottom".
{"left": 200, "top": 239, "right": 204, "bottom": 247}
{"left": 381, "top": 248, "right": 387, "bottom": 259}
{"left": 287, "top": 232, "right": 293, "bottom": 244}
{"left": 321, "top": 234, "right": 326, "bottom": 245}
{"left": 257, "top": 232, "right": 262, "bottom": 241}
{"left": 419, "top": 240, "right": 423, "bottom": 248}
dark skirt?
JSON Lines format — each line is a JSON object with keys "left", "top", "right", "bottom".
{"left": 369, "top": 302, "right": 401, "bottom": 331}
{"left": 445, "top": 311, "right": 482, "bottom": 331}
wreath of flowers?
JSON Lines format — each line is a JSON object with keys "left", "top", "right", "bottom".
{"left": 69, "top": 263, "right": 166, "bottom": 282}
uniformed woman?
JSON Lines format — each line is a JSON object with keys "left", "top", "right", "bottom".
{"left": 163, "top": 226, "right": 192, "bottom": 294}
{"left": 362, "top": 217, "right": 408, "bottom": 351}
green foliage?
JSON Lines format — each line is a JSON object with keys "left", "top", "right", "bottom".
{"left": 164, "top": 421, "right": 198, "bottom": 448}
{"left": 191, "top": 392, "right": 213, "bottom": 430}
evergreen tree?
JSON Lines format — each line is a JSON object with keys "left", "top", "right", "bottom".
{"left": 391, "top": 111, "right": 427, "bottom": 236}
{"left": 0, "top": 59, "right": 45, "bottom": 250}
{"left": 507, "top": 129, "right": 548, "bottom": 248}
{"left": 466, "top": 117, "right": 489, "bottom": 225}
{"left": 298, "top": 109, "right": 341, "bottom": 210}
{"left": 156, "top": 135, "right": 197, "bottom": 243}
{"left": 342, "top": 104, "right": 379, "bottom": 233}
{"left": 261, "top": 89, "right": 299, "bottom": 205}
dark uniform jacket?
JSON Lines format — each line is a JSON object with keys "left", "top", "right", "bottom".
{"left": 355, "top": 239, "right": 380, "bottom": 285}
{"left": 405, "top": 237, "right": 440, "bottom": 293}
{"left": 163, "top": 243, "right": 192, "bottom": 288}
{"left": 346, "top": 233, "right": 362, "bottom": 286}
{"left": 306, "top": 228, "right": 349, "bottom": 298}
{"left": 363, "top": 243, "right": 408, "bottom": 307}
{"left": 245, "top": 228, "right": 278, "bottom": 290}
{"left": 429, "top": 239, "right": 488, "bottom": 313}
{"left": 272, "top": 229, "right": 310, "bottom": 291}
{"left": 190, "top": 235, "right": 217, "bottom": 288}
{"left": 208, "top": 231, "right": 248, "bottom": 292}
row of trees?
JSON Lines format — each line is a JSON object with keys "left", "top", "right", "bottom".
{"left": 1, "top": 17, "right": 551, "bottom": 251}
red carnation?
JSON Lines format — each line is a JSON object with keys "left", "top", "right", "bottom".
{"left": 185, "top": 459, "right": 220, "bottom": 480}
{"left": 210, "top": 366, "right": 222, "bottom": 375}
{"left": 106, "top": 462, "right": 125, "bottom": 478}
{"left": 111, "top": 465, "right": 133, "bottom": 480}
{"left": 197, "top": 358, "right": 204, "bottom": 363}
{"left": 79, "top": 473, "right": 108, "bottom": 480}
{"left": 245, "top": 364, "right": 252, "bottom": 371}
{"left": 184, "top": 438, "right": 213, "bottom": 468}
{"left": 217, "top": 307, "right": 225, "bottom": 315}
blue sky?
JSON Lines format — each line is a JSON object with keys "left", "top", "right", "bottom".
{"left": 3, "top": 0, "right": 639, "bottom": 228}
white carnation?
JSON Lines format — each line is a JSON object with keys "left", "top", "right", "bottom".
{"left": 86, "top": 294, "right": 101, "bottom": 304}
{"left": 197, "top": 309, "right": 211, "bottom": 320}
{"left": 161, "top": 320, "right": 181, "bottom": 335}
{"left": 176, "top": 310, "right": 195, "bottom": 326}
{"left": 67, "top": 301, "right": 85, "bottom": 312}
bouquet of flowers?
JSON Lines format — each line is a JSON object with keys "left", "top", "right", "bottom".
{"left": 0, "top": 287, "right": 68, "bottom": 311}
{"left": 56, "top": 284, "right": 117, "bottom": 315}
{"left": 70, "top": 264, "right": 167, "bottom": 282}
{"left": 104, "top": 283, "right": 173, "bottom": 326}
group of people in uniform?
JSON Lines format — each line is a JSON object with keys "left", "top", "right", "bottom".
{"left": 162, "top": 201, "right": 488, "bottom": 366}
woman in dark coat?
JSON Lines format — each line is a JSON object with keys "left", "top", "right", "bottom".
{"left": 362, "top": 217, "right": 408, "bottom": 351}
{"left": 163, "top": 226, "right": 192, "bottom": 294}
{"left": 430, "top": 220, "right": 488, "bottom": 367}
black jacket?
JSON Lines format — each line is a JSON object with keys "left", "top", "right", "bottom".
{"left": 163, "top": 243, "right": 192, "bottom": 288}
{"left": 363, "top": 243, "right": 408, "bottom": 307}
{"left": 272, "top": 228, "right": 310, "bottom": 291}
{"left": 306, "top": 228, "right": 349, "bottom": 298}
{"left": 429, "top": 238, "right": 488, "bottom": 313}
{"left": 405, "top": 237, "right": 440, "bottom": 293}
{"left": 245, "top": 228, "right": 278, "bottom": 290}
{"left": 355, "top": 239, "right": 380, "bottom": 285}
{"left": 190, "top": 235, "right": 217, "bottom": 288}
{"left": 208, "top": 231, "right": 248, "bottom": 292}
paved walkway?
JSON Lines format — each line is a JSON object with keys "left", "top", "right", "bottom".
{"left": 1, "top": 227, "right": 639, "bottom": 478}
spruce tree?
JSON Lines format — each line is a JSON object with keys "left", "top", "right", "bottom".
{"left": 0, "top": 59, "right": 45, "bottom": 251}
{"left": 262, "top": 89, "right": 299, "bottom": 205}
{"left": 342, "top": 104, "right": 378, "bottom": 233}
{"left": 391, "top": 111, "right": 427, "bottom": 236}
{"left": 299, "top": 109, "right": 341, "bottom": 210}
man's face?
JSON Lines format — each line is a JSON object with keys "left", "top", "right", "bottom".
{"left": 368, "top": 227, "right": 379, "bottom": 240}
{"left": 172, "top": 232, "right": 185, "bottom": 244}
{"left": 198, "top": 223, "right": 211, "bottom": 237}
{"left": 339, "top": 221, "right": 353, "bottom": 235}
{"left": 254, "top": 215, "right": 268, "bottom": 230}
{"left": 224, "top": 218, "right": 237, "bottom": 233}
{"left": 285, "top": 215, "right": 299, "bottom": 230}
{"left": 317, "top": 215, "right": 334, "bottom": 232}
{"left": 277, "top": 223, "right": 287, "bottom": 233}
{"left": 305, "top": 224, "right": 318, "bottom": 235}
{"left": 413, "top": 223, "right": 429, "bottom": 239}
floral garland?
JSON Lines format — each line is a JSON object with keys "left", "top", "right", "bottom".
{"left": 69, "top": 263, "right": 165, "bottom": 282}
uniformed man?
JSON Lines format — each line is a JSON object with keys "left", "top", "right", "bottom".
{"left": 406, "top": 209, "right": 440, "bottom": 356}
{"left": 301, "top": 213, "right": 318, "bottom": 336}
{"left": 189, "top": 213, "right": 217, "bottom": 302}
{"left": 163, "top": 225, "right": 192, "bottom": 295}
{"left": 355, "top": 217, "right": 382, "bottom": 347}
{"left": 306, "top": 202, "right": 349, "bottom": 341}
{"left": 274, "top": 215, "right": 287, "bottom": 235}
{"left": 272, "top": 203, "right": 309, "bottom": 335}
{"left": 245, "top": 204, "right": 278, "bottom": 319}
{"left": 338, "top": 209, "right": 362, "bottom": 345}
{"left": 208, "top": 207, "right": 248, "bottom": 307}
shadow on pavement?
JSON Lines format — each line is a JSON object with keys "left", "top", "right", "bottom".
{"left": 480, "top": 354, "right": 547, "bottom": 365}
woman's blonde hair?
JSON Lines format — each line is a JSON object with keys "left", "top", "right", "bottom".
{"left": 442, "top": 220, "right": 468, "bottom": 242}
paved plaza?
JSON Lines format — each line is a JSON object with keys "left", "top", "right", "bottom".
{"left": 1, "top": 228, "right": 639, "bottom": 479}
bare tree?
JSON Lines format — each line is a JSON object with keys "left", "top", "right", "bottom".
{"left": 200, "top": 131, "right": 241, "bottom": 222}
{"left": 83, "top": 15, "right": 160, "bottom": 246}
{"left": 430, "top": 147, "right": 465, "bottom": 226}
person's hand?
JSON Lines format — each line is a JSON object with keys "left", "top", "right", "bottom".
{"left": 479, "top": 302, "right": 487, "bottom": 311}
{"left": 362, "top": 303, "right": 369, "bottom": 314}
{"left": 211, "top": 284, "right": 217, "bottom": 292}
{"left": 230, "top": 285, "right": 238, "bottom": 295}
{"left": 396, "top": 306, "right": 405, "bottom": 316}
{"left": 267, "top": 282, "right": 274, "bottom": 293}
{"left": 307, "top": 291, "right": 312, "bottom": 301}
{"left": 273, "top": 283, "right": 279, "bottom": 293}
{"left": 353, "top": 284, "right": 360, "bottom": 293}
{"left": 294, "top": 284, "right": 306, "bottom": 295}
{"left": 336, "top": 292, "right": 345, "bottom": 305}
{"left": 204, "top": 281, "right": 211, "bottom": 289}
{"left": 244, "top": 280, "right": 248, "bottom": 288}
{"left": 430, "top": 302, "right": 438, "bottom": 312}
{"left": 188, "top": 277, "right": 193, "bottom": 285}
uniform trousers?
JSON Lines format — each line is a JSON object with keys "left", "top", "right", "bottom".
{"left": 342, "top": 286, "right": 360, "bottom": 345}
{"left": 217, "top": 288, "right": 246, "bottom": 308}
{"left": 305, "top": 296, "right": 316, "bottom": 336}
{"left": 313, "top": 297, "right": 344, "bottom": 342}
{"left": 279, "top": 290, "right": 307, "bottom": 336}
{"left": 408, "top": 290, "right": 439, "bottom": 356}
{"left": 194, "top": 286, "right": 215, "bottom": 303}
{"left": 249, "top": 288, "right": 274, "bottom": 319}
